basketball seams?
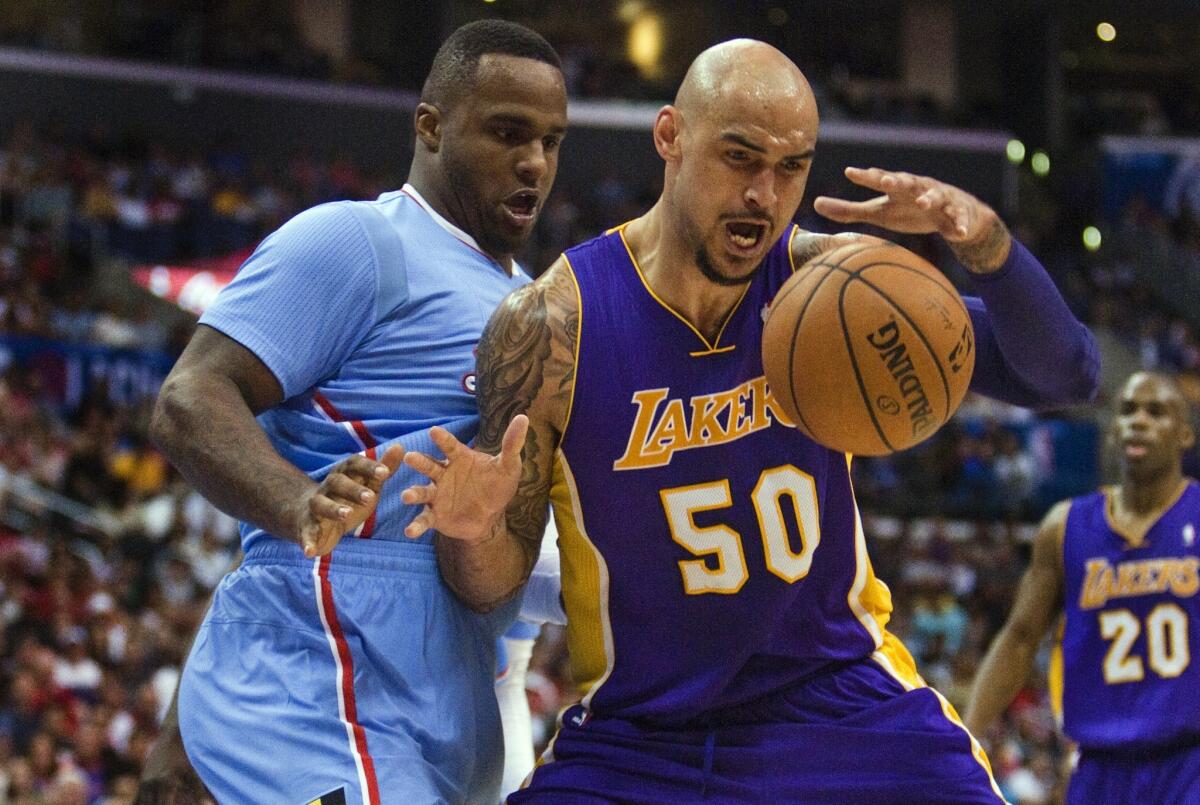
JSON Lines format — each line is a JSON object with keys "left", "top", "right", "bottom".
{"left": 782, "top": 266, "right": 836, "bottom": 437}
{"left": 766, "top": 243, "right": 970, "bottom": 455}
{"left": 777, "top": 242, "right": 879, "bottom": 437}
{"left": 849, "top": 274, "right": 954, "bottom": 413}
{"left": 837, "top": 278, "right": 894, "bottom": 453}
{"left": 855, "top": 260, "right": 971, "bottom": 322}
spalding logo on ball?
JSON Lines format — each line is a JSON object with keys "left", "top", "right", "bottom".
{"left": 762, "top": 240, "right": 975, "bottom": 456}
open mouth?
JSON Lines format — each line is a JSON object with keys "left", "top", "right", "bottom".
{"left": 502, "top": 190, "right": 539, "bottom": 225}
{"left": 725, "top": 220, "right": 768, "bottom": 252}
{"left": 1123, "top": 440, "right": 1150, "bottom": 458}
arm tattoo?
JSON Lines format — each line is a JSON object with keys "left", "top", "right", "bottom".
{"left": 950, "top": 216, "right": 1012, "bottom": 274}
{"left": 439, "top": 262, "right": 578, "bottom": 603}
{"left": 790, "top": 230, "right": 885, "bottom": 267}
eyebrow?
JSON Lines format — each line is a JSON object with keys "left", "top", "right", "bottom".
{"left": 487, "top": 113, "right": 567, "bottom": 136}
{"left": 720, "top": 132, "right": 814, "bottom": 160}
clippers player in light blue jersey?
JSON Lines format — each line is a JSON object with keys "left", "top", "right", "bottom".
{"left": 140, "top": 21, "right": 567, "bottom": 805}
{"left": 402, "top": 40, "right": 1098, "bottom": 803}
{"left": 967, "top": 372, "right": 1200, "bottom": 804}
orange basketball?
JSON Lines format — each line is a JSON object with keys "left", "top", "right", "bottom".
{"left": 762, "top": 240, "right": 975, "bottom": 456}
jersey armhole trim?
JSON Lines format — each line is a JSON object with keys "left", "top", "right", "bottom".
{"left": 786, "top": 224, "right": 801, "bottom": 274}
{"left": 556, "top": 255, "right": 584, "bottom": 450}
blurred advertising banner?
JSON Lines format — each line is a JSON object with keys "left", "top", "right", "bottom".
{"left": 130, "top": 247, "right": 252, "bottom": 315}
{"left": 0, "top": 335, "right": 175, "bottom": 412}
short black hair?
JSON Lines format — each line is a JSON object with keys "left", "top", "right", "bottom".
{"left": 421, "top": 20, "right": 561, "bottom": 110}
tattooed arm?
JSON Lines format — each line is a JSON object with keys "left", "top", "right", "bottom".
{"left": 401, "top": 259, "right": 578, "bottom": 612}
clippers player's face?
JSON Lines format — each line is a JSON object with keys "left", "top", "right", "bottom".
{"left": 1115, "top": 373, "right": 1195, "bottom": 480}
{"left": 439, "top": 54, "right": 568, "bottom": 257}
{"left": 674, "top": 88, "right": 817, "bottom": 286}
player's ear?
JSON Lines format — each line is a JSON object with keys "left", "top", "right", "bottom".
{"left": 1180, "top": 420, "right": 1196, "bottom": 452}
{"left": 415, "top": 103, "right": 443, "bottom": 153}
{"left": 653, "top": 105, "right": 682, "bottom": 162}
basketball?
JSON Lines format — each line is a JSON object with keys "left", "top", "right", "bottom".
{"left": 762, "top": 240, "right": 975, "bottom": 456}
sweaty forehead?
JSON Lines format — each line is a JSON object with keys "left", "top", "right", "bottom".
{"left": 698, "top": 75, "right": 817, "bottom": 147}
{"left": 468, "top": 53, "right": 567, "bottom": 115}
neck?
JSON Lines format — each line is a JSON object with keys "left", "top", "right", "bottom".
{"left": 406, "top": 160, "right": 514, "bottom": 273}
{"left": 625, "top": 202, "right": 749, "bottom": 343}
{"left": 1117, "top": 466, "right": 1186, "bottom": 515}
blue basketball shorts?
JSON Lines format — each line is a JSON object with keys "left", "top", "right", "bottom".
{"left": 1068, "top": 742, "right": 1200, "bottom": 805}
{"left": 178, "top": 537, "right": 517, "bottom": 805}
{"left": 510, "top": 656, "right": 1004, "bottom": 804}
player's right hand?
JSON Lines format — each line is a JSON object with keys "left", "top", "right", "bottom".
{"left": 298, "top": 445, "right": 405, "bottom": 557}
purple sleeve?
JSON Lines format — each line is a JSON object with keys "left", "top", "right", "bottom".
{"left": 962, "top": 238, "right": 1100, "bottom": 408}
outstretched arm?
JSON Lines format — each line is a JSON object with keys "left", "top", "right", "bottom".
{"left": 403, "top": 260, "right": 579, "bottom": 611}
{"left": 963, "top": 501, "right": 1068, "bottom": 736}
{"left": 814, "top": 167, "right": 1099, "bottom": 408}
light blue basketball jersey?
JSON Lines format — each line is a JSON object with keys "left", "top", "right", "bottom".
{"left": 181, "top": 186, "right": 530, "bottom": 805}
{"left": 200, "top": 184, "right": 530, "bottom": 550}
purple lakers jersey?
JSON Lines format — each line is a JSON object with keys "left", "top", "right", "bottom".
{"left": 551, "top": 225, "right": 909, "bottom": 726}
{"left": 1058, "top": 481, "right": 1200, "bottom": 751}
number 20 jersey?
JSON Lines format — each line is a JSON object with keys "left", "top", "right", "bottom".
{"left": 1057, "top": 481, "right": 1200, "bottom": 752}
{"left": 550, "top": 225, "right": 911, "bottom": 727}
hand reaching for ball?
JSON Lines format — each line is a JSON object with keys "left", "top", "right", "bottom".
{"left": 814, "top": 167, "right": 1012, "bottom": 274}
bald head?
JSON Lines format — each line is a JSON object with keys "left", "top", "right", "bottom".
{"left": 646, "top": 39, "right": 819, "bottom": 287}
{"left": 675, "top": 39, "right": 816, "bottom": 123}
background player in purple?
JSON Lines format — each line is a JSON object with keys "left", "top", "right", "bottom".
{"left": 966, "top": 371, "right": 1200, "bottom": 804}
{"left": 400, "top": 40, "right": 1098, "bottom": 802}
{"left": 136, "top": 21, "right": 567, "bottom": 805}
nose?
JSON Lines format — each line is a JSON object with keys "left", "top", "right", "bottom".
{"left": 744, "top": 167, "right": 777, "bottom": 211}
{"left": 1125, "top": 407, "right": 1151, "bottom": 430}
{"left": 516, "top": 141, "right": 549, "bottom": 186}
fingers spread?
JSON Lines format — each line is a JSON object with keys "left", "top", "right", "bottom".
{"left": 843, "top": 166, "right": 891, "bottom": 192}
{"left": 403, "top": 451, "right": 444, "bottom": 481}
{"left": 813, "top": 195, "right": 886, "bottom": 224}
{"left": 378, "top": 443, "right": 405, "bottom": 474}
{"left": 401, "top": 482, "right": 436, "bottom": 506}
{"left": 429, "top": 426, "right": 462, "bottom": 458}
{"left": 405, "top": 508, "right": 434, "bottom": 538}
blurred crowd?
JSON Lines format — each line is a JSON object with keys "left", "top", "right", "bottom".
{"left": 1, "top": 102, "right": 1200, "bottom": 804}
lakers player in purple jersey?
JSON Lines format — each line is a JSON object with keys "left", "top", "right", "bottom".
{"left": 966, "top": 372, "right": 1200, "bottom": 804}
{"left": 402, "top": 40, "right": 1098, "bottom": 802}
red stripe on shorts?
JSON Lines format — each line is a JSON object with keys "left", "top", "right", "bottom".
{"left": 319, "top": 555, "right": 381, "bottom": 805}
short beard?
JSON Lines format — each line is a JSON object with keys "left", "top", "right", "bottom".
{"left": 695, "top": 246, "right": 759, "bottom": 287}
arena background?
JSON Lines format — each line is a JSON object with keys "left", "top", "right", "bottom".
{"left": 0, "top": 2, "right": 1198, "bottom": 802}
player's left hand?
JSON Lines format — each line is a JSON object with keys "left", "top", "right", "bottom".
{"left": 814, "top": 166, "right": 1007, "bottom": 247}
{"left": 400, "top": 415, "right": 528, "bottom": 542}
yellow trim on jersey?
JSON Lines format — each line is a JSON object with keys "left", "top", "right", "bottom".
{"left": 551, "top": 452, "right": 616, "bottom": 706}
{"left": 1048, "top": 616, "right": 1065, "bottom": 725}
{"left": 847, "top": 454, "right": 1006, "bottom": 802}
{"left": 785, "top": 224, "right": 801, "bottom": 274}
{"left": 845, "top": 454, "right": 888, "bottom": 648}
{"left": 1103, "top": 479, "right": 1193, "bottom": 549}
{"left": 615, "top": 223, "right": 751, "bottom": 356}
{"left": 557, "top": 254, "right": 584, "bottom": 447}
{"left": 872, "top": 633, "right": 1007, "bottom": 803}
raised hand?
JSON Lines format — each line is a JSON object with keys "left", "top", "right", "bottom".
{"left": 297, "top": 445, "right": 405, "bottom": 557}
{"left": 814, "top": 166, "right": 1012, "bottom": 272}
{"left": 400, "top": 415, "right": 528, "bottom": 542}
